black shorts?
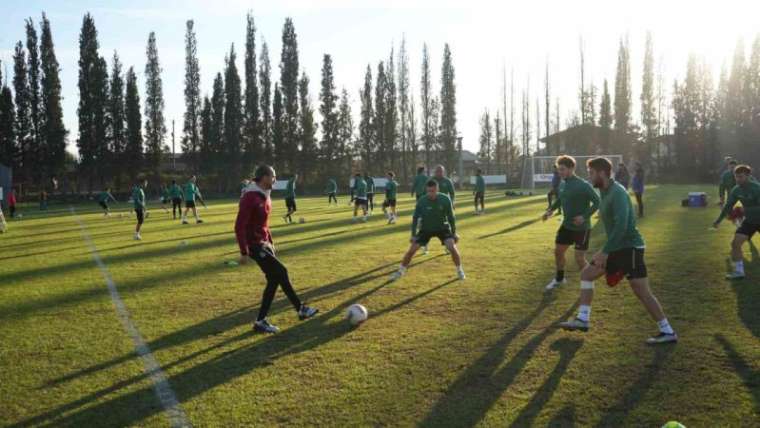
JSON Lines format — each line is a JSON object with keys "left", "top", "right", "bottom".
{"left": 383, "top": 199, "right": 397, "bottom": 208}
{"left": 172, "top": 197, "right": 182, "bottom": 206}
{"left": 555, "top": 226, "right": 591, "bottom": 251}
{"left": 286, "top": 197, "right": 296, "bottom": 211}
{"left": 474, "top": 191, "right": 484, "bottom": 199}
{"left": 415, "top": 229, "right": 454, "bottom": 246}
{"left": 354, "top": 198, "right": 368, "bottom": 208}
{"left": 736, "top": 222, "right": 760, "bottom": 238}
{"left": 605, "top": 248, "right": 647, "bottom": 280}
{"left": 185, "top": 200, "right": 196, "bottom": 209}
{"left": 98, "top": 201, "right": 108, "bottom": 209}
{"left": 135, "top": 208, "right": 145, "bottom": 224}
{"left": 161, "top": 197, "right": 168, "bottom": 204}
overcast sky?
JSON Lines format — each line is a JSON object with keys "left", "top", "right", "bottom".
{"left": 1, "top": 0, "right": 758, "bottom": 157}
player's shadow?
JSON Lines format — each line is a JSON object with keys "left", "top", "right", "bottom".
{"left": 547, "top": 404, "right": 577, "bottom": 427}
{"left": 477, "top": 218, "right": 542, "bottom": 239}
{"left": 714, "top": 334, "right": 760, "bottom": 415}
{"left": 509, "top": 338, "right": 583, "bottom": 428}
{"left": 420, "top": 294, "right": 577, "bottom": 427}
{"left": 14, "top": 274, "right": 458, "bottom": 427}
{"left": 593, "top": 346, "right": 674, "bottom": 427}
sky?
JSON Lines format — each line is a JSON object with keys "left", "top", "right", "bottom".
{"left": 1, "top": 0, "right": 759, "bottom": 157}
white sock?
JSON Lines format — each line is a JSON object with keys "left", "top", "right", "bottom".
{"left": 398, "top": 265, "right": 407, "bottom": 273}
{"left": 657, "top": 318, "right": 674, "bottom": 335}
{"left": 577, "top": 305, "right": 591, "bottom": 322}
{"left": 456, "top": 264, "right": 463, "bottom": 271}
{"left": 734, "top": 261, "right": 745, "bottom": 274}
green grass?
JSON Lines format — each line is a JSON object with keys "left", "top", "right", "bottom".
{"left": 0, "top": 185, "right": 758, "bottom": 427}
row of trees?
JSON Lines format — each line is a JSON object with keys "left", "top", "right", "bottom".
{"left": 0, "top": 14, "right": 67, "bottom": 188}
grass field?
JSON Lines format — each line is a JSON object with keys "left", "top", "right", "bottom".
{"left": 1, "top": 184, "right": 759, "bottom": 427}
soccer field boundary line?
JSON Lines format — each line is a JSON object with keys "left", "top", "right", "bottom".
{"left": 69, "top": 207, "right": 191, "bottom": 428}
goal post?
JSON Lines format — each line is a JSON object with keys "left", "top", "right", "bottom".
{"left": 529, "top": 155, "right": 624, "bottom": 189}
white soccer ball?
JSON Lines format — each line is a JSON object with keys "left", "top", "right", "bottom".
{"left": 346, "top": 304, "right": 368, "bottom": 326}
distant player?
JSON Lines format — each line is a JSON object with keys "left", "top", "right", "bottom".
{"left": 97, "top": 187, "right": 117, "bottom": 216}
{"left": 236, "top": 165, "right": 319, "bottom": 334}
{"left": 542, "top": 156, "right": 600, "bottom": 290}
{"left": 412, "top": 166, "right": 428, "bottom": 200}
{"left": 632, "top": 162, "right": 645, "bottom": 217}
{"left": 719, "top": 160, "right": 738, "bottom": 207}
{"left": 713, "top": 164, "right": 760, "bottom": 280}
{"left": 615, "top": 163, "right": 630, "bottom": 190}
{"left": 352, "top": 173, "right": 369, "bottom": 222}
{"left": 132, "top": 178, "right": 147, "bottom": 240}
{"left": 559, "top": 157, "right": 677, "bottom": 344}
{"left": 326, "top": 178, "right": 338, "bottom": 205}
{"left": 433, "top": 165, "right": 456, "bottom": 208}
{"left": 390, "top": 179, "right": 465, "bottom": 281}
{"left": 159, "top": 184, "right": 170, "bottom": 213}
{"left": 8, "top": 188, "right": 17, "bottom": 218}
{"left": 283, "top": 174, "right": 298, "bottom": 224}
{"left": 181, "top": 175, "right": 205, "bottom": 224}
{"left": 168, "top": 180, "right": 183, "bottom": 219}
{"left": 0, "top": 204, "right": 7, "bottom": 233}
{"left": 382, "top": 171, "right": 399, "bottom": 224}
{"left": 474, "top": 168, "right": 486, "bottom": 214}
{"left": 365, "top": 173, "right": 375, "bottom": 214}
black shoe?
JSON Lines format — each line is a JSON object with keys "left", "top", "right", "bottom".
{"left": 298, "top": 305, "right": 319, "bottom": 320}
{"left": 646, "top": 332, "right": 678, "bottom": 344}
{"left": 253, "top": 319, "right": 280, "bottom": 334}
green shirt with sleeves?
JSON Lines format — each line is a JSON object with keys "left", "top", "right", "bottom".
{"left": 549, "top": 175, "right": 600, "bottom": 231}
{"left": 716, "top": 180, "right": 760, "bottom": 225}
{"left": 285, "top": 178, "right": 296, "bottom": 199}
{"left": 184, "top": 182, "right": 201, "bottom": 202}
{"left": 385, "top": 179, "right": 398, "bottom": 200}
{"left": 353, "top": 177, "right": 367, "bottom": 199}
{"left": 412, "top": 173, "right": 428, "bottom": 198}
{"left": 412, "top": 193, "right": 456, "bottom": 235}
{"left": 434, "top": 176, "right": 456, "bottom": 203}
{"left": 326, "top": 179, "right": 337, "bottom": 193}
{"left": 366, "top": 176, "right": 375, "bottom": 194}
{"left": 169, "top": 184, "right": 182, "bottom": 199}
{"left": 132, "top": 186, "right": 145, "bottom": 210}
{"left": 719, "top": 169, "right": 736, "bottom": 200}
{"left": 97, "top": 191, "right": 115, "bottom": 203}
{"left": 598, "top": 179, "right": 645, "bottom": 254}
{"left": 475, "top": 175, "right": 486, "bottom": 192}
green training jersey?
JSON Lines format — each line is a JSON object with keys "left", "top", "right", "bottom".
{"left": 326, "top": 179, "right": 337, "bottom": 193}
{"left": 366, "top": 177, "right": 375, "bottom": 194}
{"left": 719, "top": 169, "right": 736, "bottom": 199}
{"left": 354, "top": 178, "right": 367, "bottom": 199}
{"left": 169, "top": 184, "right": 182, "bottom": 199}
{"left": 97, "top": 191, "right": 113, "bottom": 203}
{"left": 434, "top": 176, "right": 456, "bottom": 203}
{"left": 549, "top": 175, "right": 600, "bottom": 231}
{"left": 599, "top": 179, "right": 645, "bottom": 253}
{"left": 716, "top": 180, "right": 760, "bottom": 224}
{"left": 161, "top": 188, "right": 170, "bottom": 199}
{"left": 475, "top": 175, "right": 486, "bottom": 193}
{"left": 285, "top": 178, "right": 296, "bottom": 199}
{"left": 412, "top": 173, "right": 428, "bottom": 197}
{"left": 412, "top": 193, "right": 456, "bottom": 235}
{"left": 184, "top": 182, "right": 200, "bottom": 202}
{"left": 385, "top": 180, "right": 398, "bottom": 200}
{"left": 132, "top": 186, "right": 145, "bottom": 209}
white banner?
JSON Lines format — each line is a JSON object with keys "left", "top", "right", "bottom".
{"left": 470, "top": 175, "right": 507, "bottom": 185}
{"left": 533, "top": 174, "right": 554, "bottom": 183}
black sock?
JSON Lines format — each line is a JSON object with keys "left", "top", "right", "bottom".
{"left": 556, "top": 270, "right": 565, "bottom": 282}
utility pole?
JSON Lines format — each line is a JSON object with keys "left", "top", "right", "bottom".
{"left": 171, "top": 119, "right": 176, "bottom": 171}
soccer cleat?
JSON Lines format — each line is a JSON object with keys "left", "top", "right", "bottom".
{"left": 646, "top": 332, "right": 678, "bottom": 345}
{"left": 196, "top": 219, "right": 204, "bottom": 224}
{"left": 388, "top": 216, "right": 396, "bottom": 225}
{"left": 559, "top": 318, "right": 590, "bottom": 332}
{"left": 181, "top": 218, "right": 188, "bottom": 224}
{"left": 298, "top": 305, "right": 319, "bottom": 320}
{"left": 389, "top": 270, "right": 405, "bottom": 282}
{"left": 545, "top": 278, "right": 567, "bottom": 290}
{"left": 134, "top": 233, "right": 142, "bottom": 241}
{"left": 253, "top": 319, "right": 280, "bottom": 334}
{"left": 725, "top": 271, "right": 745, "bottom": 280}
{"left": 457, "top": 268, "right": 466, "bottom": 280}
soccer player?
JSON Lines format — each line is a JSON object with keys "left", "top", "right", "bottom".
{"left": 160, "top": 184, "right": 170, "bottom": 213}
{"left": 8, "top": 188, "right": 17, "bottom": 218}
{"left": 168, "top": 180, "right": 183, "bottom": 220}
{"left": 382, "top": 171, "right": 399, "bottom": 224}
{"left": 352, "top": 173, "right": 369, "bottom": 222}
{"left": 615, "top": 163, "right": 631, "bottom": 190}
{"left": 474, "top": 168, "right": 486, "bottom": 214}
{"left": 132, "top": 178, "right": 147, "bottom": 240}
{"left": 719, "top": 160, "right": 738, "bottom": 206}
{"left": 97, "top": 187, "right": 117, "bottom": 216}
{"left": 326, "top": 178, "right": 338, "bottom": 205}
{"left": 433, "top": 165, "right": 456, "bottom": 208}
{"left": 412, "top": 166, "right": 428, "bottom": 200}
{"left": 365, "top": 173, "right": 375, "bottom": 214}
{"left": 713, "top": 164, "right": 760, "bottom": 280}
{"left": 181, "top": 175, "right": 205, "bottom": 224}
{"left": 236, "top": 165, "right": 319, "bottom": 334}
{"left": 559, "top": 157, "right": 677, "bottom": 344}
{"left": 283, "top": 174, "right": 298, "bottom": 224}
{"left": 632, "top": 162, "right": 645, "bottom": 217}
{"left": 542, "top": 156, "right": 600, "bottom": 290}
{"left": 0, "top": 204, "right": 6, "bottom": 233}
{"left": 390, "top": 179, "right": 465, "bottom": 281}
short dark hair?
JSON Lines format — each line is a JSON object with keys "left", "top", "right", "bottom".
{"left": 354, "top": 173, "right": 361, "bottom": 177}
{"left": 476, "top": 168, "right": 482, "bottom": 174}
{"left": 417, "top": 166, "right": 425, "bottom": 174}
{"left": 587, "top": 157, "right": 613, "bottom": 176}
{"left": 171, "top": 180, "right": 176, "bottom": 184}
{"left": 729, "top": 160, "right": 738, "bottom": 166}
{"left": 556, "top": 155, "right": 576, "bottom": 169}
{"left": 387, "top": 171, "right": 395, "bottom": 178}
{"left": 253, "top": 165, "right": 274, "bottom": 182}
{"left": 426, "top": 179, "right": 438, "bottom": 188}
{"left": 735, "top": 164, "right": 752, "bottom": 175}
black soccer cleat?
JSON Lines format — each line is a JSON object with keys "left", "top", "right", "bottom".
{"left": 298, "top": 305, "right": 319, "bottom": 320}
{"left": 253, "top": 319, "right": 280, "bottom": 334}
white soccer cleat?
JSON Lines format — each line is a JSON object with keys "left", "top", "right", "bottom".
{"left": 389, "top": 270, "right": 404, "bottom": 282}
{"left": 134, "top": 233, "right": 142, "bottom": 241}
{"left": 457, "top": 268, "right": 466, "bottom": 280}
{"left": 545, "top": 278, "right": 566, "bottom": 290}
{"left": 388, "top": 216, "right": 396, "bottom": 225}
